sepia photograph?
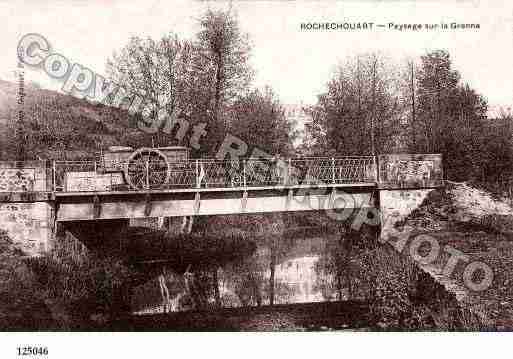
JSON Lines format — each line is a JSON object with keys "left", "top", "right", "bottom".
{"left": 0, "top": 0, "right": 512, "bottom": 357}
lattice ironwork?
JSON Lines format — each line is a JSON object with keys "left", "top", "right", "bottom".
{"left": 168, "top": 161, "right": 196, "bottom": 188}
{"left": 196, "top": 160, "right": 244, "bottom": 188}
{"left": 54, "top": 156, "right": 377, "bottom": 192}
{"left": 245, "top": 159, "right": 282, "bottom": 187}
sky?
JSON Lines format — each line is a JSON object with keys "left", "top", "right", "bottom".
{"left": 1, "top": 0, "right": 512, "bottom": 115}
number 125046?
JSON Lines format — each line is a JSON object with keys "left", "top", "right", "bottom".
{"left": 17, "top": 347, "right": 48, "bottom": 356}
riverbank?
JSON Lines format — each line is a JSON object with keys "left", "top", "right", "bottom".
{"left": 397, "top": 181, "right": 513, "bottom": 330}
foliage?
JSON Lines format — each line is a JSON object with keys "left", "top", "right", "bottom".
{"left": 195, "top": 9, "right": 253, "bottom": 128}
{"left": 478, "top": 113, "right": 513, "bottom": 183}
{"left": 26, "top": 236, "right": 133, "bottom": 329}
{"left": 304, "top": 49, "right": 513, "bottom": 186}
{"left": 409, "top": 50, "right": 491, "bottom": 181}
{"left": 105, "top": 8, "right": 255, "bottom": 156}
{"left": 229, "top": 87, "right": 297, "bottom": 156}
{"left": 0, "top": 8, "right": 296, "bottom": 160}
{"left": 305, "top": 54, "right": 402, "bottom": 156}
{"left": 0, "top": 228, "right": 134, "bottom": 330}
{"left": 0, "top": 230, "right": 55, "bottom": 330}
{"left": 106, "top": 34, "right": 202, "bottom": 151}
{"left": 349, "top": 244, "right": 485, "bottom": 330}
{"left": 401, "top": 50, "right": 513, "bottom": 183}
{"left": 107, "top": 34, "right": 191, "bottom": 113}
{"left": 0, "top": 77, "right": 157, "bottom": 161}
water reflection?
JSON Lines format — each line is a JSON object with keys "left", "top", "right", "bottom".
{"left": 131, "top": 228, "right": 366, "bottom": 314}
{"left": 273, "top": 255, "right": 323, "bottom": 303}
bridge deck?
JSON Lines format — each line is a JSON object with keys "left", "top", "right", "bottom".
{"left": 53, "top": 182, "right": 378, "bottom": 197}
{"left": 55, "top": 185, "right": 377, "bottom": 221}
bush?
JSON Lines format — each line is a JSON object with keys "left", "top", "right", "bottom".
{"left": 349, "top": 244, "right": 485, "bottom": 330}
{"left": 0, "top": 230, "right": 56, "bottom": 330}
{"left": 27, "top": 252, "right": 132, "bottom": 329}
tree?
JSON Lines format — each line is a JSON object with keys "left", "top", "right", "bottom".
{"left": 194, "top": 9, "right": 253, "bottom": 135}
{"left": 107, "top": 9, "right": 254, "bottom": 156}
{"left": 415, "top": 50, "right": 461, "bottom": 153}
{"left": 478, "top": 112, "right": 513, "bottom": 183}
{"left": 399, "top": 59, "right": 418, "bottom": 151}
{"left": 106, "top": 34, "right": 194, "bottom": 147}
{"left": 108, "top": 35, "right": 190, "bottom": 115}
{"left": 413, "top": 50, "right": 490, "bottom": 180}
{"left": 14, "top": 67, "right": 28, "bottom": 161}
{"left": 229, "top": 87, "right": 296, "bottom": 156}
{"left": 305, "top": 54, "right": 402, "bottom": 156}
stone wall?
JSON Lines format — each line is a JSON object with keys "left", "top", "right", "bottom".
{"left": 0, "top": 201, "right": 53, "bottom": 256}
{"left": 378, "top": 154, "right": 443, "bottom": 189}
{"left": 0, "top": 161, "right": 53, "bottom": 256}
{"left": 379, "top": 189, "right": 433, "bottom": 240}
{"left": 0, "top": 161, "right": 51, "bottom": 192}
{"left": 64, "top": 171, "right": 124, "bottom": 192}
{"left": 377, "top": 154, "right": 442, "bottom": 239}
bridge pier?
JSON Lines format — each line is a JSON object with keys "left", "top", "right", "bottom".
{"left": 376, "top": 152, "right": 443, "bottom": 240}
{"left": 0, "top": 196, "right": 54, "bottom": 256}
{"left": 0, "top": 161, "right": 54, "bottom": 256}
{"left": 378, "top": 189, "right": 434, "bottom": 240}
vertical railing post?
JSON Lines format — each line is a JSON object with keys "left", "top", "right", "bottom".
{"left": 195, "top": 159, "right": 199, "bottom": 189}
{"left": 145, "top": 159, "right": 150, "bottom": 190}
{"left": 331, "top": 157, "right": 335, "bottom": 184}
{"left": 52, "top": 160, "right": 56, "bottom": 192}
{"left": 373, "top": 155, "right": 378, "bottom": 183}
{"left": 287, "top": 158, "right": 291, "bottom": 186}
{"left": 243, "top": 159, "right": 247, "bottom": 188}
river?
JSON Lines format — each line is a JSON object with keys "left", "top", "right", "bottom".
{"left": 130, "top": 230, "right": 355, "bottom": 314}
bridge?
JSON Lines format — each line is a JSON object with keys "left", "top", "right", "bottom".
{"left": 0, "top": 153, "right": 443, "bottom": 256}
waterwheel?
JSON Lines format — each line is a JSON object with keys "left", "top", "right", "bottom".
{"left": 124, "top": 148, "right": 170, "bottom": 190}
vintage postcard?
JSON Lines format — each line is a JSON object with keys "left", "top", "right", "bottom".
{"left": 0, "top": 0, "right": 512, "bottom": 357}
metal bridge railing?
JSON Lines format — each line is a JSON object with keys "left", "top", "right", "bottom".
{"left": 53, "top": 156, "right": 377, "bottom": 193}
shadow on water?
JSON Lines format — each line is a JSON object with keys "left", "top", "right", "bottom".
{"left": 122, "top": 214, "right": 378, "bottom": 331}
